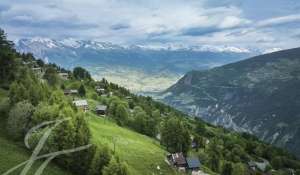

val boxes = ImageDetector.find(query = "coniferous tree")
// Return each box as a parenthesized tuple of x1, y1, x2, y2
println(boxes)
(44, 66, 60, 86)
(0, 28, 18, 85)
(78, 84, 86, 97)
(73, 67, 91, 80)
(221, 162, 233, 175)
(0, 97, 10, 119)
(209, 153, 220, 173)
(160, 117, 191, 154)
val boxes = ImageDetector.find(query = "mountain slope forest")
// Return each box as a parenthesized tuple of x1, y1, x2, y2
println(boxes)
(162, 47, 300, 159)
(1, 28, 300, 175)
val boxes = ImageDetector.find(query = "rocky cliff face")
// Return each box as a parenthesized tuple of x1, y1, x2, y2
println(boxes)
(161, 48, 300, 157)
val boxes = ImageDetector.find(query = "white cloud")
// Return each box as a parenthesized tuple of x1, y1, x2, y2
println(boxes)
(219, 16, 251, 29)
(263, 48, 282, 54)
(257, 14, 300, 27)
(0, 0, 300, 51)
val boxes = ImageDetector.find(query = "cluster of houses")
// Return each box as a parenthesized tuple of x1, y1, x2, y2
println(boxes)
(29, 63, 111, 116)
(68, 86, 109, 115)
(28, 61, 70, 80)
(167, 152, 201, 173)
(72, 99, 108, 115)
(25, 60, 114, 117)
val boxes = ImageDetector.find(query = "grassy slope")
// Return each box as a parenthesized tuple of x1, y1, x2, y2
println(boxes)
(0, 128, 72, 175)
(0, 86, 175, 175)
(88, 113, 176, 175)
(0, 90, 71, 175)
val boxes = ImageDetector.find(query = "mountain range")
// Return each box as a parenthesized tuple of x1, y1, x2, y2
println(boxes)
(161, 47, 300, 157)
(15, 38, 255, 93)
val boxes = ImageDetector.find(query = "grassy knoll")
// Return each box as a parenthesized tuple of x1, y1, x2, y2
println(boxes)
(88, 113, 176, 175)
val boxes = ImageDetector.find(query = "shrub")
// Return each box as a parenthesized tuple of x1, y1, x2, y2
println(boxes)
(103, 157, 129, 175)
(7, 100, 35, 140)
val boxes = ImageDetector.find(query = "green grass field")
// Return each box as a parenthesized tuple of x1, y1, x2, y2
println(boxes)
(0, 131, 71, 175)
(88, 112, 176, 175)
(0, 113, 176, 175)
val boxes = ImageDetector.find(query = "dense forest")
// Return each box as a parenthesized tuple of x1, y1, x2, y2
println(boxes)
(1, 28, 300, 175)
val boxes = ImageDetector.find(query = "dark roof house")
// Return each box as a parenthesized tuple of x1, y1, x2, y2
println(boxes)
(95, 105, 107, 115)
(186, 157, 201, 170)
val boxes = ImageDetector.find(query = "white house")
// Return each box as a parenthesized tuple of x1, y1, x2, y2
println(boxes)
(73, 99, 88, 112)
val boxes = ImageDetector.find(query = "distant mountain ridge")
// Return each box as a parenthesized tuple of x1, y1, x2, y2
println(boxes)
(16, 37, 254, 53)
(15, 38, 254, 92)
(161, 47, 300, 157)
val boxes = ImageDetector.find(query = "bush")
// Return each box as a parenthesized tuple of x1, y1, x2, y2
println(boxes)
(232, 163, 246, 175)
(32, 103, 60, 125)
(114, 104, 128, 126)
(103, 157, 129, 175)
(88, 146, 111, 175)
(7, 101, 35, 140)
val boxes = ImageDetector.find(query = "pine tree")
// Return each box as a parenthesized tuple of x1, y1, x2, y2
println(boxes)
(0, 28, 19, 85)
(209, 154, 220, 173)
(78, 84, 86, 97)
(44, 67, 60, 86)
(221, 162, 233, 175)
(73, 67, 91, 80)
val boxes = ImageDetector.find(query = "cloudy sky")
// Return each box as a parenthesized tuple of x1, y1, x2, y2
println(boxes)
(1, 0, 300, 51)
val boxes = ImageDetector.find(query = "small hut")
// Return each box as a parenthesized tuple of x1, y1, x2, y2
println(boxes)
(95, 105, 107, 115)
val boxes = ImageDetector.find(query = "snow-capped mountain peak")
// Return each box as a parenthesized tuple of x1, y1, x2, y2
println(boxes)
(15, 37, 255, 53)
(60, 38, 81, 48)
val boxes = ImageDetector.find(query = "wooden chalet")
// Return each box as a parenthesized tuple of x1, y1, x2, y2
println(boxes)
(168, 152, 187, 169)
